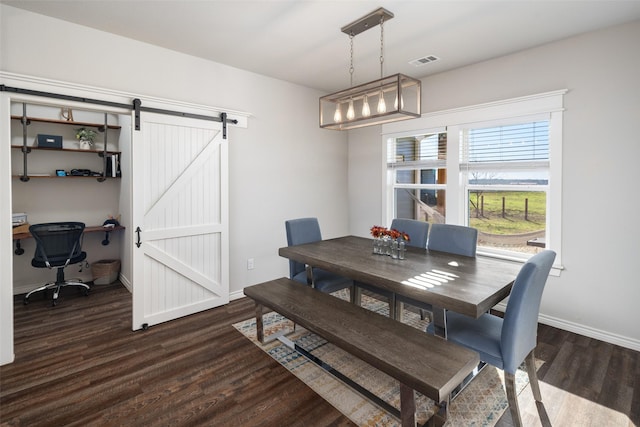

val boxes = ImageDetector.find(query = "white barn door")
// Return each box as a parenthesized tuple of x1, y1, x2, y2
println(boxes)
(132, 112, 228, 330)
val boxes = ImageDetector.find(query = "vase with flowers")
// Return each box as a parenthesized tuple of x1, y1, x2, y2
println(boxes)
(370, 225, 387, 254)
(370, 225, 410, 258)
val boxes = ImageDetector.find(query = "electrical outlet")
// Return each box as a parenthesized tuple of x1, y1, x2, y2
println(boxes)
(247, 258, 255, 270)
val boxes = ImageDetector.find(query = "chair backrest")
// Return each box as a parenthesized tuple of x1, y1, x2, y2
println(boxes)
(390, 218, 429, 249)
(501, 250, 556, 373)
(427, 224, 478, 257)
(29, 222, 86, 267)
(285, 218, 322, 279)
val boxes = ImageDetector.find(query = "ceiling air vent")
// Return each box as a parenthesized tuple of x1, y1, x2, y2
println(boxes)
(409, 55, 440, 67)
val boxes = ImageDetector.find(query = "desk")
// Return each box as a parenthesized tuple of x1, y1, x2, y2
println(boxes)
(279, 236, 522, 338)
(12, 225, 125, 255)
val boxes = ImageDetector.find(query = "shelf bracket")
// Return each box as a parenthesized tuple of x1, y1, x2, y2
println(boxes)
(14, 239, 25, 256)
(20, 102, 30, 182)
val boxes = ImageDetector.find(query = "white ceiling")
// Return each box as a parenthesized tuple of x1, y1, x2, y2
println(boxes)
(3, 0, 640, 92)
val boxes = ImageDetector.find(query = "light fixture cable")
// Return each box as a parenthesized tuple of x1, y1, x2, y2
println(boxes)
(377, 15, 387, 114)
(347, 33, 356, 120)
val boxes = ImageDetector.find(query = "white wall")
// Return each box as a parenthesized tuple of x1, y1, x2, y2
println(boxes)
(349, 20, 640, 350)
(3, 4, 637, 365)
(0, 5, 348, 364)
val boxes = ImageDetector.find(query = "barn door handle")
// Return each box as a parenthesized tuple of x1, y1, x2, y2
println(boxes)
(135, 227, 142, 248)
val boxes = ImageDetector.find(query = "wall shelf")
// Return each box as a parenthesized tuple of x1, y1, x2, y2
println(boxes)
(10, 115, 121, 130)
(11, 105, 122, 182)
(12, 175, 120, 179)
(10, 145, 121, 156)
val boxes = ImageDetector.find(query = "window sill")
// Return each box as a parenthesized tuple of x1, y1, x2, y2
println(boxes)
(477, 250, 564, 277)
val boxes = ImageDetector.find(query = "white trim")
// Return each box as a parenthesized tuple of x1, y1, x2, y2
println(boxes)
(230, 290, 246, 301)
(382, 89, 567, 134)
(382, 90, 565, 268)
(119, 274, 133, 293)
(493, 302, 640, 352)
(0, 71, 251, 128)
(538, 313, 640, 352)
(0, 92, 14, 366)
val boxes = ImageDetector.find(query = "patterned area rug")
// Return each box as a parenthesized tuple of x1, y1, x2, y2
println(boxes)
(233, 290, 537, 426)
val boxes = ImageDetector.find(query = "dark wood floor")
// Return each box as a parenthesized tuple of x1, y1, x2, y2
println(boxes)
(1, 283, 638, 426)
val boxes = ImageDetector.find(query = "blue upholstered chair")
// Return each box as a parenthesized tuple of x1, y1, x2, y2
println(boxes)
(356, 219, 429, 319)
(390, 218, 429, 249)
(428, 250, 556, 427)
(285, 218, 355, 300)
(427, 223, 478, 257)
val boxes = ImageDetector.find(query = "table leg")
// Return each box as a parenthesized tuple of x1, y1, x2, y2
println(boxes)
(389, 293, 398, 320)
(255, 303, 265, 343)
(399, 383, 416, 427)
(432, 305, 447, 339)
(254, 301, 296, 344)
(427, 397, 449, 427)
(305, 264, 314, 287)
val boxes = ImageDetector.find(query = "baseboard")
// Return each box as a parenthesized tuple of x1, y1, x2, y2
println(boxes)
(230, 289, 245, 302)
(538, 313, 640, 352)
(118, 274, 132, 292)
(493, 302, 640, 352)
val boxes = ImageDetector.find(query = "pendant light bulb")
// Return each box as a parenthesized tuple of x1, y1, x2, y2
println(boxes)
(333, 104, 342, 123)
(394, 93, 404, 110)
(377, 90, 387, 114)
(362, 95, 371, 117)
(346, 99, 355, 120)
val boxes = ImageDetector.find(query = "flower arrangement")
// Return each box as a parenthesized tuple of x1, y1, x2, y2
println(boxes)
(370, 225, 388, 238)
(75, 127, 98, 145)
(369, 225, 410, 241)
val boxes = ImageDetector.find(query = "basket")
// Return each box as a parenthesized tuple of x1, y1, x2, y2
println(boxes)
(92, 259, 121, 285)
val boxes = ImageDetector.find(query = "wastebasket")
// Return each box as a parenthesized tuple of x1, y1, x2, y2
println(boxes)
(92, 259, 121, 285)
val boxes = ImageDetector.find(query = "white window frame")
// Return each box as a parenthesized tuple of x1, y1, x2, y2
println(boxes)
(382, 90, 566, 274)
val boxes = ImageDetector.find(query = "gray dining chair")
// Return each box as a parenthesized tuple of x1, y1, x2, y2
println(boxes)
(390, 218, 429, 249)
(428, 250, 556, 427)
(427, 223, 478, 257)
(356, 219, 429, 320)
(398, 223, 478, 320)
(285, 218, 355, 300)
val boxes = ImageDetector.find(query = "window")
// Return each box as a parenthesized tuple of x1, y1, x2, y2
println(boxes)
(384, 90, 564, 268)
(460, 120, 549, 256)
(387, 132, 447, 224)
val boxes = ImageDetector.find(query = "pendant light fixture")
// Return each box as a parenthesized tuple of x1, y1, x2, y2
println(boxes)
(319, 7, 421, 130)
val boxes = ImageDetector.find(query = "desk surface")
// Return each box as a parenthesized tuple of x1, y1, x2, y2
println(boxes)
(279, 235, 522, 319)
(13, 224, 125, 240)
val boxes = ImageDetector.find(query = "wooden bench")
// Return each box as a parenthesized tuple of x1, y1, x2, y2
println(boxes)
(243, 277, 480, 427)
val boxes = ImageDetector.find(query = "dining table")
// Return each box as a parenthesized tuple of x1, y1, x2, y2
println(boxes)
(279, 235, 523, 339)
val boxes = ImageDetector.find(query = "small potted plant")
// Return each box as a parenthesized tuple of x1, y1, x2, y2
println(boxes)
(75, 127, 98, 150)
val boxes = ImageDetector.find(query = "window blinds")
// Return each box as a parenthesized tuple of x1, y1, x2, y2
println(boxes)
(387, 133, 446, 169)
(460, 121, 549, 170)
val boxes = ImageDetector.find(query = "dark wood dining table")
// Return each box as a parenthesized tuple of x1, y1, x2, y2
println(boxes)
(279, 235, 522, 338)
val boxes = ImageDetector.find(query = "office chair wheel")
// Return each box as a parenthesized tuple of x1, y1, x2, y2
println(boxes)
(23, 297, 29, 305)
(82, 288, 90, 296)
(52, 299, 58, 307)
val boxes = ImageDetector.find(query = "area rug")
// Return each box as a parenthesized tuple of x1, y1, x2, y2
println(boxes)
(233, 291, 538, 426)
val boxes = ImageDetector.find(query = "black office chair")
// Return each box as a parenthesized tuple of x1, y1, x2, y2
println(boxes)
(24, 222, 90, 306)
